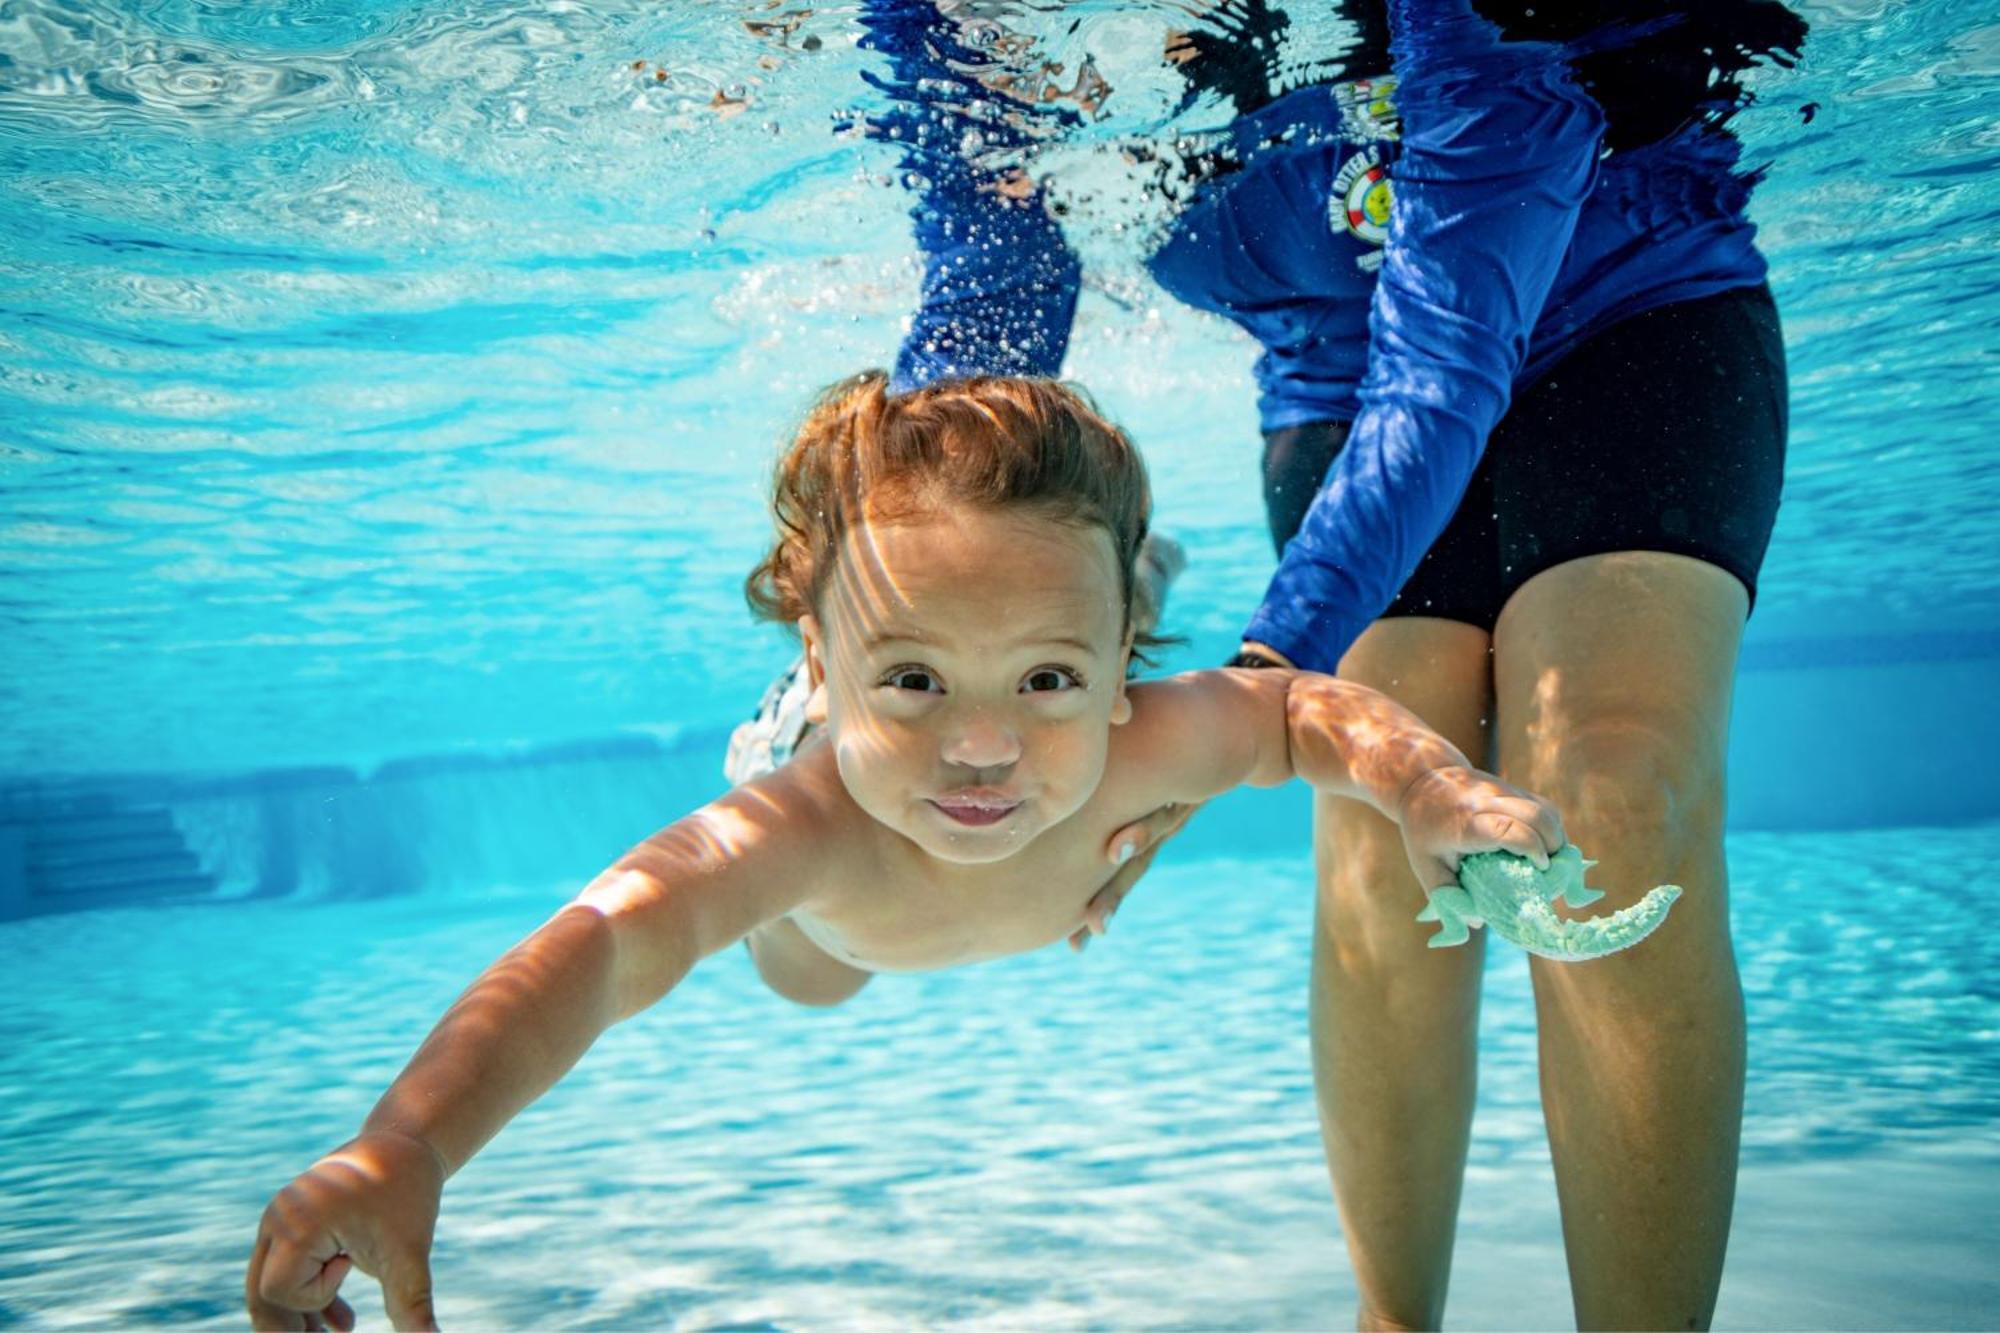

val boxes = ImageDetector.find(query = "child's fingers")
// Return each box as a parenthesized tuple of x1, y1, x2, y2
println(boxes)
(1410, 850, 1456, 892)
(1522, 798, 1565, 856)
(253, 1252, 346, 1330)
(382, 1260, 440, 1332)
(1472, 812, 1549, 867)
(1500, 800, 1560, 865)
(247, 1239, 330, 1331)
(246, 1232, 292, 1330)
(1482, 795, 1557, 850)
(249, 1209, 342, 1328)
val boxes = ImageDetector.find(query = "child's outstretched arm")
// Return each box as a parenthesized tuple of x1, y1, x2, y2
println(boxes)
(1281, 671, 1564, 885)
(244, 773, 839, 1332)
(1151, 667, 1564, 890)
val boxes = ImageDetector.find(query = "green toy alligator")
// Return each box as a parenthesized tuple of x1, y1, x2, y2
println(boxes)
(1418, 844, 1682, 962)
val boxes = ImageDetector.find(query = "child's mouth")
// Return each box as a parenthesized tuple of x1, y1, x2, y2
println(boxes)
(929, 793, 1022, 826)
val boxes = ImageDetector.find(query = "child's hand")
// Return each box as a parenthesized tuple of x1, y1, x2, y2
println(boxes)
(1396, 764, 1565, 891)
(246, 1129, 447, 1331)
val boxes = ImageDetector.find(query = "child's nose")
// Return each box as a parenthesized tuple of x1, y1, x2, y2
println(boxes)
(941, 710, 1021, 770)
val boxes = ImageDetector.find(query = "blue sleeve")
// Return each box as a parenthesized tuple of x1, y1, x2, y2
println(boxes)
(856, 1, 1083, 393)
(1240, 0, 1605, 673)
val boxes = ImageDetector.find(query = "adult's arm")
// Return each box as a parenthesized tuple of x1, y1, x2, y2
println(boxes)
(857, 0, 1083, 390)
(1241, 0, 1606, 673)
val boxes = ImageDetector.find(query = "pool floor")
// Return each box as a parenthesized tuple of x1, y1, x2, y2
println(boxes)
(1, 824, 1995, 1327)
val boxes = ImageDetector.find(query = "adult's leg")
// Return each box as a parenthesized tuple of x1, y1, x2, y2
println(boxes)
(1493, 552, 1748, 1329)
(1269, 417, 1507, 1329)
(1313, 617, 1494, 1331)
(1482, 285, 1783, 1327)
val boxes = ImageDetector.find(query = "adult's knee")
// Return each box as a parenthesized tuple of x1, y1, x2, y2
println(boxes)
(1317, 802, 1418, 939)
(1315, 799, 1484, 1012)
(1514, 719, 1726, 859)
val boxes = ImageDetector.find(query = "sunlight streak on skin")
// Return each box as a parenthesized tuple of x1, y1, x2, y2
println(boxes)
(1284, 672, 1564, 887)
(716, 498, 1164, 986)
(582, 778, 850, 1007)
(748, 506, 1188, 953)
(1248, 638, 1561, 880)
(798, 506, 1134, 868)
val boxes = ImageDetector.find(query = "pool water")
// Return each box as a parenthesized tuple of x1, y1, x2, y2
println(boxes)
(3, 0, 2000, 1327)
(2, 828, 1997, 1327)
(1, 0, 1996, 774)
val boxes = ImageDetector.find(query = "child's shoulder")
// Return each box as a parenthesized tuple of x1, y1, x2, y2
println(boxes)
(711, 741, 881, 873)
(1113, 667, 1296, 801)
(1124, 665, 1293, 718)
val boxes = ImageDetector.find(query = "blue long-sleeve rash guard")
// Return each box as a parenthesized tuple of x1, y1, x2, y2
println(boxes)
(1239, 1, 1769, 670)
(858, 1, 1082, 391)
(1243, 1, 1601, 670)
(863, 0, 1769, 673)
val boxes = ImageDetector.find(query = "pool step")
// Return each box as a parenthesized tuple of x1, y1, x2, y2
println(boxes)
(0, 795, 216, 921)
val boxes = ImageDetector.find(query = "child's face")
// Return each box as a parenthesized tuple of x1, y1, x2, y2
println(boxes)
(801, 504, 1134, 865)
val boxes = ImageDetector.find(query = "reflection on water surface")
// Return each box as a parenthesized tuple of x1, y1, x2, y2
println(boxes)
(0, 3, 1994, 778)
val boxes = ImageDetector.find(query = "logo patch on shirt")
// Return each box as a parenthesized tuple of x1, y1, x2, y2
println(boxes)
(1332, 145, 1393, 263)
(1333, 76, 1400, 143)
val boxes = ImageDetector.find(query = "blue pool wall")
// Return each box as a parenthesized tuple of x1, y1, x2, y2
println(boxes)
(4, 616, 1996, 919)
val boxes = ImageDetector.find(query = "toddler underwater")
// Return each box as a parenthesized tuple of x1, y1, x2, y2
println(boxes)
(245, 373, 1575, 1329)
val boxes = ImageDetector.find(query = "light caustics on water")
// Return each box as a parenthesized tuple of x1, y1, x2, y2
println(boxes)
(1, 2, 1998, 780)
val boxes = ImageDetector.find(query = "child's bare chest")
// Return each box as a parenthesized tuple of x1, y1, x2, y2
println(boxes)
(791, 801, 1141, 973)
(778, 692, 1206, 973)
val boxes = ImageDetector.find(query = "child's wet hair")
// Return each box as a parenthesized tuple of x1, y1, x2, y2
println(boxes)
(747, 371, 1166, 662)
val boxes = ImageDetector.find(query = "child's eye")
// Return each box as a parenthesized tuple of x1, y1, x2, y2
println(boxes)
(881, 665, 943, 694)
(1022, 666, 1084, 693)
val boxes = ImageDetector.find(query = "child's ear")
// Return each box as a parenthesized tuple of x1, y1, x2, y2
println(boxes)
(1110, 629, 1135, 726)
(800, 615, 826, 686)
(799, 615, 831, 724)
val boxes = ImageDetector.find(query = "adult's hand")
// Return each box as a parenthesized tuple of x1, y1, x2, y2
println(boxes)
(1233, 641, 1297, 671)
(1070, 801, 1201, 951)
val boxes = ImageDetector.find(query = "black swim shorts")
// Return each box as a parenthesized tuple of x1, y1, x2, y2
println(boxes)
(1259, 282, 1788, 628)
